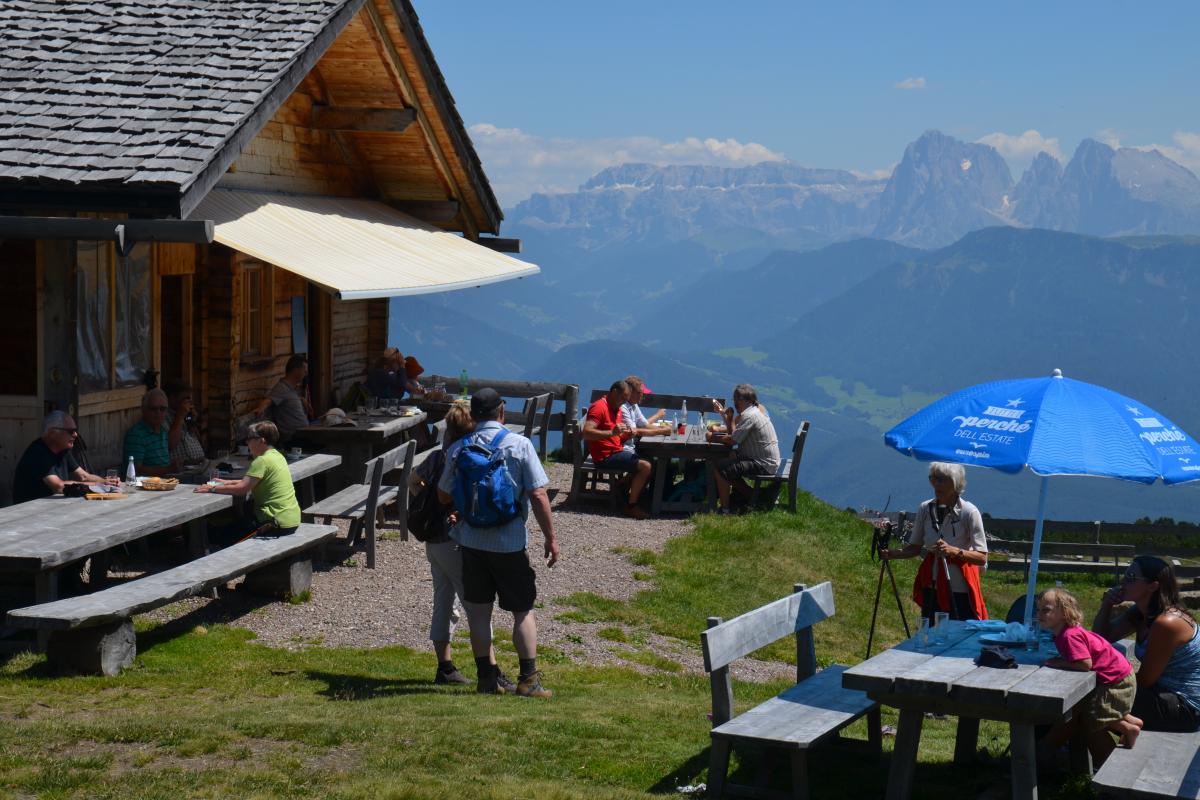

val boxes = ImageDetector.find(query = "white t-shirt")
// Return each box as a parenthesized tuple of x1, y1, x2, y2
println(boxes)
(909, 497, 988, 592)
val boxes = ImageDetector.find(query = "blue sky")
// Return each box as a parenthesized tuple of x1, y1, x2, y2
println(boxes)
(415, 2, 1200, 206)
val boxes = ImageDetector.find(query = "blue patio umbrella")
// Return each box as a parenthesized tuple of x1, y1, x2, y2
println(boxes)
(884, 369, 1200, 628)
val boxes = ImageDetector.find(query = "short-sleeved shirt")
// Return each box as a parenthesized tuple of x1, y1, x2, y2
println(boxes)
(909, 497, 988, 593)
(731, 405, 780, 470)
(621, 402, 650, 452)
(123, 420, 170, 469)
(438, 421, 549, 554)
(268, 379, 309, 440)
(586, 397, 628, 463)
(246, 448, 301, 528)
(1054, 625, 1132, 685)
(165, 410, 205, 465)
(12, 439, 81, 504)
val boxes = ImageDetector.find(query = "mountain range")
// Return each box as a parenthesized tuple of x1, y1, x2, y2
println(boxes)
(390, 129, 1200, 522)
(509, 130, 1200, 249)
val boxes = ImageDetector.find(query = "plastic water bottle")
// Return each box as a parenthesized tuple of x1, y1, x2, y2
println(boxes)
(681, 399, 688, 428)
(125, 456, 136, 484)
(459, 369, 469, 398)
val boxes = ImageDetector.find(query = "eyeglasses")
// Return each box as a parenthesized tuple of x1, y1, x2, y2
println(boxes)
(928, 475, 952, 484)
(52, 427, 79, 435)
(245, 434, 264, 441)
(1123, 570, 1146, 584)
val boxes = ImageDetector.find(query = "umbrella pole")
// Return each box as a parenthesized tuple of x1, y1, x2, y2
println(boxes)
(1023, 477, 1050, 629)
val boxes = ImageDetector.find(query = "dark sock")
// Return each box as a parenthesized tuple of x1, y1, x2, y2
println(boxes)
(437, 660, 456, 674)
(518, 658, 537, 680)
(475, 656, 494, 679)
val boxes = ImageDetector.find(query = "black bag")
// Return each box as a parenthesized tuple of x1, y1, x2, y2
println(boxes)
(408, 449, 449, 543)
(975, 644, 1017, 669)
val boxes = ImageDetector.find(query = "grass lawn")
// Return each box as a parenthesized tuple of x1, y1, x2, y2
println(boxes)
(0, 492, 1113, 799)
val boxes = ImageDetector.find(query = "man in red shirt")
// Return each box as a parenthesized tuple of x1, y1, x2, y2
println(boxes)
(583, 380, 651, 519)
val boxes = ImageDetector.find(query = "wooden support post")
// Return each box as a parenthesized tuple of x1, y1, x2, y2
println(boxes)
(46, 620, 136, 676)
(243, 555, 312, 599)
(954, 717, 980, 764)
(1009, 722, 1039, 800)
(707, 616, 733, 727)
(793, 583, 816, 681)
(886, 708, 924, 800)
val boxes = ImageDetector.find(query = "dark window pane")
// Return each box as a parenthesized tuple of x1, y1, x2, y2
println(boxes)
(0, 239, 37, 395)
(115, 243, 152, 387)
(76, 240, 111, 393)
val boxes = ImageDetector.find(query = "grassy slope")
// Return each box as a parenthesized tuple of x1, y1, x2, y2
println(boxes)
(0, 493, 1108, 799)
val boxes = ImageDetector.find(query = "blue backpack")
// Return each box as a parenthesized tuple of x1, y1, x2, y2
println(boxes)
(452, 428, 521, 527)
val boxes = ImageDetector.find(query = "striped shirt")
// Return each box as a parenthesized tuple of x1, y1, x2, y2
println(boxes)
(123, 420, 170, 468)
(732, 405, 780, 471)
(437, 421, 548, 554)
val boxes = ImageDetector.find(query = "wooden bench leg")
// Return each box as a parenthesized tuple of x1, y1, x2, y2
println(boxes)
(708, 738, 731, 799)
(243, 555, 312, 599)
(789, 750, 811, 800)
(34, 570, 58, 652)
(46, 620, 136, 676)
(1068, 726, 1093, 776)
(955, 716, 980, 764)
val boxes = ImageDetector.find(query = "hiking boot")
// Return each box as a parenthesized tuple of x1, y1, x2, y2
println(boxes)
(625, 503, 649, 520)
(435, 667, 471, 685)
(496, 670, 516, 694)
(516, 670, 553, 698)
(477, 668, 514, 695)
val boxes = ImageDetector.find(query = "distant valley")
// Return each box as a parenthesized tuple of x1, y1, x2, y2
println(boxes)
(391, 129, 1200, 522)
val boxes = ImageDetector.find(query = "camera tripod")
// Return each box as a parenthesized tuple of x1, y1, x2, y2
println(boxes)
(866, 519, 911, 660)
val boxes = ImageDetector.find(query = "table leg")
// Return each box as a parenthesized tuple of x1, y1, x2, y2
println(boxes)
(1068, 728, 1093, 775)
(297, 477, 315, 509)
(186, 519, 210, 559)
(954, 716, 980, 764)
(650, 456, 667, 517)
(34, 570, 59, 651)
(705, 458, 719, 512)
(886, 708, 923, 800)
(1009, 722, 1039, 800)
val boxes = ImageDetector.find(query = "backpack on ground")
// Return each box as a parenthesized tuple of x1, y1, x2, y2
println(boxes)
(452, 428, 521, 528)
(408, 449, 449, 543)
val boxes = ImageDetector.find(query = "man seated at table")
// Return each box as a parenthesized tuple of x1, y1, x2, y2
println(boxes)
(255, 354, 314, 443)
(583, 380, 651, 520)
(706, 383, 780, 514)
(12, 411, 108, 503)
(123, 388, 173, 477)
(620, 376, 670, 448)
(163, 379, 205, 468)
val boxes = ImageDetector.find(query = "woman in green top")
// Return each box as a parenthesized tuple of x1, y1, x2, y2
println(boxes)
(194, 421, 301, 538)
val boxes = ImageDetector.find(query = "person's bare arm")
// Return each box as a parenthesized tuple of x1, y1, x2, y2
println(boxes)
(528, 487, 558, 567)
(931, 538, 988, 566)
(1093, 585, 1138, 642)
(1136, 613, 1194, 688)
(194, 476, 259, 496)
(582, 418, 629, 441)
(1044, 656, 1092, 671)
(70, 466, 106, 484)
(883, 542, 924, 560)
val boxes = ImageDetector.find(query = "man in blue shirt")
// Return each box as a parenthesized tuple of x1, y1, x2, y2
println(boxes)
(438, 388, 560, 698)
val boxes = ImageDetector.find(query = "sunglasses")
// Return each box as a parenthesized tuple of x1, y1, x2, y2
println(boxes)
(52, 427, 79, 435)
(245, 434, 264, 441)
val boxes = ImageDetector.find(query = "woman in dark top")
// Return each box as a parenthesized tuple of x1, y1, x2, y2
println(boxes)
(1094, 556, 1200, 731)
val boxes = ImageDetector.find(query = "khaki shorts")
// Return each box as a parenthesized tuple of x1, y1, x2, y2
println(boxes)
(1081, 670, 1136, 732)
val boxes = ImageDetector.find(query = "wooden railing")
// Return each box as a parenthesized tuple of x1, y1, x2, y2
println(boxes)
(425, 375, 580, 453)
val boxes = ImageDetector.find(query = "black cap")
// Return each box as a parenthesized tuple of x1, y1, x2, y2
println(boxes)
(470, 388, 503, 418)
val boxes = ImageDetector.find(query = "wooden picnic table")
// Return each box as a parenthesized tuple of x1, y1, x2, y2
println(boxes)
(842, 620, 1097, 800)
(0, 488, 233, 605)
(210, 452, 342, 509)
(634, 424, 731, 516)
(299, 410, 426, 487)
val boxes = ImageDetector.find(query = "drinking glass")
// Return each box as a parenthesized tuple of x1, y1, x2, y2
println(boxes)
(216, 449, 229, 462)
(916, 618, 931, 651)
(369, 397, 379, 412)
(933, 611, 950, 645)
(1025, 622, 1040, 652)
(357, 405, 367, 417)
(105, 468, 119, 487)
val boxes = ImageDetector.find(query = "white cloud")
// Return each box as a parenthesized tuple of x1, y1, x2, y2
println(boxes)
(894, 77, 926, 90)
(1096, 128, 1123, 149)
(976, 129, 1063, 176)
(467, 123, 787, 206)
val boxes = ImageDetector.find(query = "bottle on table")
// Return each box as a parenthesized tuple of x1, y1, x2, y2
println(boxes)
(677, 400, 687, 437)
(459, 369, 469, 398)
(125, 456, 136, 485)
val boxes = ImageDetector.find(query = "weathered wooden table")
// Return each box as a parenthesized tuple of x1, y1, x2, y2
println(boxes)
(300, 411, 426, 487)
(634, 424, 731, 516)
(218, 452, 342, 509)
(0, 489, 233, 605)
(842, 621, 1096, 800)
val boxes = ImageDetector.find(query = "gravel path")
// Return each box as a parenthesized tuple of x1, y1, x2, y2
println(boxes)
(144, 462, 789, 682)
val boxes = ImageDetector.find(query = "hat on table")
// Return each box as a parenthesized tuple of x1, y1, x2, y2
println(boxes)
(470, 388, 503, 417)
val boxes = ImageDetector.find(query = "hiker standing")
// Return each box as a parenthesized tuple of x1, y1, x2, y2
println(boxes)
(437, 388, 560, 697)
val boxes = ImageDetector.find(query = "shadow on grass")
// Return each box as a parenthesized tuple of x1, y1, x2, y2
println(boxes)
(306, 669, 449, 700)
(137, 589, 276, 655)
(646, 747, 710, 794)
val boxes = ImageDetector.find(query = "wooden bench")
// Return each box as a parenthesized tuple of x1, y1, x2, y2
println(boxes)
(1093, 729, 1200, 798)
(988, 538, 1135, 580)
(5, 523, 337, 675)
(747, 421, 809, 513)
(302, 441, 415, 568)
(701, 581, 880, 799)
(587, 388, 727, 421)
(505, 391, 553, 457)
(566, 419, 634, 504)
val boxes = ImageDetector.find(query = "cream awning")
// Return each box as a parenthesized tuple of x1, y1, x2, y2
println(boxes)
(189, 189, 537, 299)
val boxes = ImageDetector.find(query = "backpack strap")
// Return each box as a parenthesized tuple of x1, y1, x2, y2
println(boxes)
(489, 428, 509, 450)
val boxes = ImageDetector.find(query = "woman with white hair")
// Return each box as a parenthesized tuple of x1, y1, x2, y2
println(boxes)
(883, 461, 990, 621)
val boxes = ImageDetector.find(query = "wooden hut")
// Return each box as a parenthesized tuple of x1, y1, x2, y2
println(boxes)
(0, 0, 535, 503)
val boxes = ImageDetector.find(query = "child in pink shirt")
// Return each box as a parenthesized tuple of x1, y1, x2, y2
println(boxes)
(1038, 587, 1142, 766)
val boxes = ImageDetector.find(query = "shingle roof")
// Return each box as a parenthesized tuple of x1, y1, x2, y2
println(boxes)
(0, 0, 359, 215)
